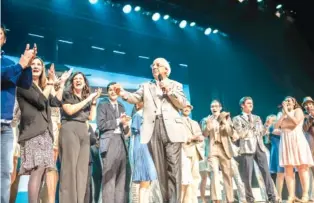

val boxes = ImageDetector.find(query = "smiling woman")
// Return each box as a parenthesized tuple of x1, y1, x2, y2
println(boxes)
(58, 72, 102, 203)
(16, 56, 69, 203)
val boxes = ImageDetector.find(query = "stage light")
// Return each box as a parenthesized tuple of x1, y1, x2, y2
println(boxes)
(123, 5, 132, 14)
(163, 15, 169, 20)
(179, 20, 187, 29)
(190, 22, 196, 27)
(152, 13, 160, 21)
(89, 0, 98, 4)
(238, 0, 245, 3)
(257, 0, 263, 2)
(276, 4, 282, 9)
(204, 28, 212, 35)
(213, 29, 218, 34)
(134, 6, 141, 12)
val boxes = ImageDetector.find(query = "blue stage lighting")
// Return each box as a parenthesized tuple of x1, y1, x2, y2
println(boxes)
(152, 13, 160, 21)
(213, 29, 218, 34)
(204, 28, 212, 35)
(179, 20, 187, 28)
(276, 4, 282, 9)
(163, 15, 169, 20)
(89, 0, 98, 4)
(134, 6, 141, 12)
(190, 22, 196, 27)
(123, 5, 132, 13)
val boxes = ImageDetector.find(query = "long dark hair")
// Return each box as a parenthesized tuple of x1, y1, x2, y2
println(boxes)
(70, 72, 90, 99)
(284, 96, 302, 110)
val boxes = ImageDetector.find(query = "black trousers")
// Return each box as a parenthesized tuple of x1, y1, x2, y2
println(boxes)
(101, 134, 127, 203)
(148, 116, 182, 203)
(240, 144, 276, 203)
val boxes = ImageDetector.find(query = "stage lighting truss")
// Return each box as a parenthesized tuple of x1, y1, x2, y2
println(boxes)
(235, 0, 293, 20)
(101, 0, 225, 37)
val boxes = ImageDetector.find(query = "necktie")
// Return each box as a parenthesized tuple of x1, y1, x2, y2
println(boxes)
(114, 104, 119, 118)
(248, 114, 252, 123)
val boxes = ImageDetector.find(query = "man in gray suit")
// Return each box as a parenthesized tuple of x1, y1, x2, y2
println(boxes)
(96, 82, 130, 203)
(232, 96, 277, 203)
(114, 58, 188, 203)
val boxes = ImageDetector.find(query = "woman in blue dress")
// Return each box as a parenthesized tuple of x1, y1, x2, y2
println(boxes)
(130, 102, 157, 203)
(266, 114, 285, 202)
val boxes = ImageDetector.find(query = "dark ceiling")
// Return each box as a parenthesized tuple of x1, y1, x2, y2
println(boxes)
(110, 0, 314, 54)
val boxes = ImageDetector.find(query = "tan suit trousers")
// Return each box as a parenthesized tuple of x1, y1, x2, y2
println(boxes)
(209, 143, 234, 202)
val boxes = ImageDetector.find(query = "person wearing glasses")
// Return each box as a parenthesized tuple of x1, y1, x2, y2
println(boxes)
(113, 58, 188, 203)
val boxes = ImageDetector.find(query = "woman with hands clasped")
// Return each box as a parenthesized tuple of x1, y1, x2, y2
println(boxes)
(275, 96, 314, 203)
(59, 72, 102, 203)
(16, 57, 71, 203)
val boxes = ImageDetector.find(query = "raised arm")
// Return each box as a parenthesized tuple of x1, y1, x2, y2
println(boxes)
(17, 86, 46, 110)
(121, 84, 144, 104)
(286, 108, 304, 127)
(62, 92, 94, 116)
(16, 68, 32, 89)
(1, 64, 24, 84)
(2, 44, 36, 85)
(220, 117, 234, 137)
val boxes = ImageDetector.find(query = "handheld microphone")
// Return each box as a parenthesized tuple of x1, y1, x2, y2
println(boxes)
(158, 74, 165, 92)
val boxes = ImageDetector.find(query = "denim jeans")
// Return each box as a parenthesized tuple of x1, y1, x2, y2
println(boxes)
(1, 123, 14, 203)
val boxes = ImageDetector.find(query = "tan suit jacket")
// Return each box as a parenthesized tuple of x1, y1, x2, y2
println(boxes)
(182, 117, 205, 161)
(203, 116, 234, 159)
(124, 79, 188, 144)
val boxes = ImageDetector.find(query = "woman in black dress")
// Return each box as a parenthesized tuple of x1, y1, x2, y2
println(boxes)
(59, 72, 101, 203)
(17, 57, 70, 203)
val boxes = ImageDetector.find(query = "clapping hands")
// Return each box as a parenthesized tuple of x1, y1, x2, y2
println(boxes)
(19, 44, 37, 69)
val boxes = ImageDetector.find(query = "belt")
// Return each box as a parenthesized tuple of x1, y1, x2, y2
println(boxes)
(155, 115, 163, 119)
(214, 141, 222, 145)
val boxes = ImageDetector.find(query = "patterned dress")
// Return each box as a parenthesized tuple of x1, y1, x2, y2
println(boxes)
(19, 130, 55, 175)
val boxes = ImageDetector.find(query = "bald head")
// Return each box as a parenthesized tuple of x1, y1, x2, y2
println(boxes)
(151, 57, 171, 80)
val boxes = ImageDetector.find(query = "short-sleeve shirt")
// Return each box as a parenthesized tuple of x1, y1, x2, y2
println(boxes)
(61, 91, 91, 122)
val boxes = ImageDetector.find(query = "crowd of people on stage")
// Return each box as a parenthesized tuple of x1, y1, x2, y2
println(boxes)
(1, 23, 314, 203)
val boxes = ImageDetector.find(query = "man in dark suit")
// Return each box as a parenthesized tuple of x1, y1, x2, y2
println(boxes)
(96, 82, 130, 203)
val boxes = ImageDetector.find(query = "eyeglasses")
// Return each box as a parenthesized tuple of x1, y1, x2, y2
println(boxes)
(150, 62, 166, 69)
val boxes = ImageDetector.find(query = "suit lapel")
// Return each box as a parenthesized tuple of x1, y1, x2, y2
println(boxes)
(106, 102, 116, 117)
(148, 81, 159, 108)
(184, 117, 193, 134)
(32, 84, 48, 121)
(240, 115, 249, 124)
